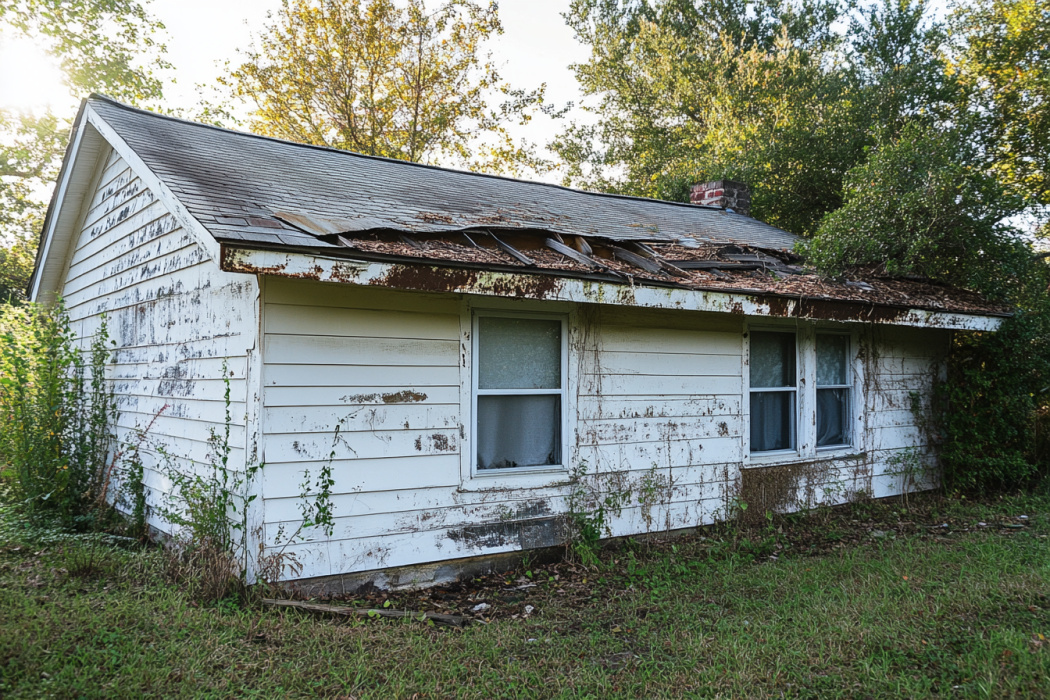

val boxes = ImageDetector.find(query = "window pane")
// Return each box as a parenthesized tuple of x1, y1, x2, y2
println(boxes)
(750, 391, 795, 452)
(477, 395, 561, 469)
(750, 331, 795, 388)
(478, 317, 561, 390)
(817, 388, 850, 447)
(817, 334, 848, 386)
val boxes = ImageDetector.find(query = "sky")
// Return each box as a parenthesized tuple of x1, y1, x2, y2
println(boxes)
(0, 0, 592, 173)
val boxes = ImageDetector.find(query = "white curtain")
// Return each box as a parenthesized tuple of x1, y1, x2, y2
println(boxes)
(817, 388, 848, 447)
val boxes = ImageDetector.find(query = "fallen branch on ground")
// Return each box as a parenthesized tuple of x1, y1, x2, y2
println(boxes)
(261, 598, 470, 627)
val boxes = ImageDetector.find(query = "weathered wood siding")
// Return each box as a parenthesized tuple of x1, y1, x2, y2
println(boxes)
(574, 307, 744, 538)
(261, 280, 469, 578)
(260, 280, 947, 584)
(259, 283, 748, 581)
(61, 149, 260, 535)
(864, 325, 947, 496)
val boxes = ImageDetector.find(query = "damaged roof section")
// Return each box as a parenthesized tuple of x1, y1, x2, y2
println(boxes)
(247, 224, 1009, 318)
(85, 95, 1008, 320)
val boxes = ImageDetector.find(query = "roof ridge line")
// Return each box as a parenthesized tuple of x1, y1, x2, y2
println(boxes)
(87, 93, 732, 214)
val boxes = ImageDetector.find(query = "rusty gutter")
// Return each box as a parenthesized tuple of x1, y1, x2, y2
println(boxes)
(217, 241, 1014, 322)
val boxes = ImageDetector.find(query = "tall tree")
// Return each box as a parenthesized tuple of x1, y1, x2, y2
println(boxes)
(221, 0, 555, 174)
(556, 0, 955, 236)
(0, 0, 170, 303)
(805, 123, 1030, 297)
(950, 0, 1050, 209)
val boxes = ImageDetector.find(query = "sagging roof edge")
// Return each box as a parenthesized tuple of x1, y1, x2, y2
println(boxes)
(220, 244, 1009, 332)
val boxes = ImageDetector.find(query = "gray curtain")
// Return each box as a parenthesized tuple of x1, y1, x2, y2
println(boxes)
(817, 388, 848, 447)
(477, 395, 561, 469)
(750, 392, 794, 452)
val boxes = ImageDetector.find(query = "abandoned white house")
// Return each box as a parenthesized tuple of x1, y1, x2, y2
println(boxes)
(29, 96, 1008, 589)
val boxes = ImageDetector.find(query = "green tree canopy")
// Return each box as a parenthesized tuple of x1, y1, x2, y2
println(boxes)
(950, 0, 1050, 208)
(556, 0, 963, 235)
(805, 123, 1031, 299)
(220, 0, 556, 174)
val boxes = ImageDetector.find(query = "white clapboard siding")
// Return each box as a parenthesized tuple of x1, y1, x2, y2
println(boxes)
(265, 404, 459, 434)
(578, 415, 743, 445)
(256, 262, 952, 582)
(258, 290, 755, 580)
(579, 373, 741, 397)
(261, 455, 463, 499)
(862, 328, 947, 487)
(61, 153, 259, 537)
(576, 395, 742, 421)
(261, 278, 469, 567)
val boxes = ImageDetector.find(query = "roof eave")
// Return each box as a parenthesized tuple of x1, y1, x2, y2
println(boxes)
(219, 244, 1007, 331)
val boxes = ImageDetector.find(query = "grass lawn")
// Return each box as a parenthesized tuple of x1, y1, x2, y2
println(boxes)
(0, 492, 1048, 699)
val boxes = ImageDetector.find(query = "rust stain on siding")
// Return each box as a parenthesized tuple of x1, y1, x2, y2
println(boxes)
(738, 463, 806, 523)
(763, 296, 913, 324)
(372, 264, 561, 300)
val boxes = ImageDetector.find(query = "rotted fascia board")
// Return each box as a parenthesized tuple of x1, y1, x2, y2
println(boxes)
(221, 246, 1007, 332)
(83, 104, 221, 263)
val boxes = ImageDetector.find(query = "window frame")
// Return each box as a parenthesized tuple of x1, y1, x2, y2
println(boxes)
(744, 321, 861, 465)
(815, 331, 853, 452)
(469, 307, 570, 479)
(747, 328, 800, 456)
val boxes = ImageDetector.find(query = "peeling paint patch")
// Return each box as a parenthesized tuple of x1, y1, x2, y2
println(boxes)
(341, 390, 429, 404)
(447, 517, 566, 551)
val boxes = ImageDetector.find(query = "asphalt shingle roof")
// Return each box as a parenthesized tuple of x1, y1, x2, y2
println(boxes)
(89, 95, 800, 251)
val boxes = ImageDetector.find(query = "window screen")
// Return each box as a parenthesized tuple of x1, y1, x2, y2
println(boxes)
(476, 316, 563, 470)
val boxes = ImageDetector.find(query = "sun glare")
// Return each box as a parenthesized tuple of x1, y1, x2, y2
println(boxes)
(0, 34, 73, 113)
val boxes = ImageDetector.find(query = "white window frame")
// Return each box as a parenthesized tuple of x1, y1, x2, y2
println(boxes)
(468, 307, 570, 481)
(744, 321, 861, 465)
(815, 331, 853, 452)
(747, 328, 800, 456)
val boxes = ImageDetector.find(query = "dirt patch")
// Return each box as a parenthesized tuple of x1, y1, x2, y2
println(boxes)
(290, 492, 1037, 625)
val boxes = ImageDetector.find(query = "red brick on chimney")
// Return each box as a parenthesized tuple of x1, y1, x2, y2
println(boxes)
(690, 180, 751, 217)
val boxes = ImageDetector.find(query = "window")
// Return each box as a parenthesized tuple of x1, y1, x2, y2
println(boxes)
(816, 333, 851, 448)
(748, 326, 856, 457)
(473, 314, 565, 471)
(749, 331, 797, 453)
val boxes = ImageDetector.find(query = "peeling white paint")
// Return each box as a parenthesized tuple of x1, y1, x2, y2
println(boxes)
(224, 247, 1005, 332)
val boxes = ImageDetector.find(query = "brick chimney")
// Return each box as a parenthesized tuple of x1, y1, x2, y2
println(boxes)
(690, 180, 751, 217)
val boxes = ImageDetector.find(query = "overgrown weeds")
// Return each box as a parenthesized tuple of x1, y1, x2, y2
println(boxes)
(156, 364, 261, 603)
(1, 488, 1045, 698)
(0, 302, 116, 527)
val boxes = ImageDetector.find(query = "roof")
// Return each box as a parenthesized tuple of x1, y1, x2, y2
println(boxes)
(87, 96, 800, 251)
(31, 96, 1010, 322)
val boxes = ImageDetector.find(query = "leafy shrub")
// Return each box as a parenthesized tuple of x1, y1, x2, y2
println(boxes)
(0, 302, 116, 526)
(805, 123, 1030, 299)
(937, 301, 1050, 492)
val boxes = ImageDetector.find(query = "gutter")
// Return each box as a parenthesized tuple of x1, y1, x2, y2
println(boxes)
(218, 243, 1008, 332)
